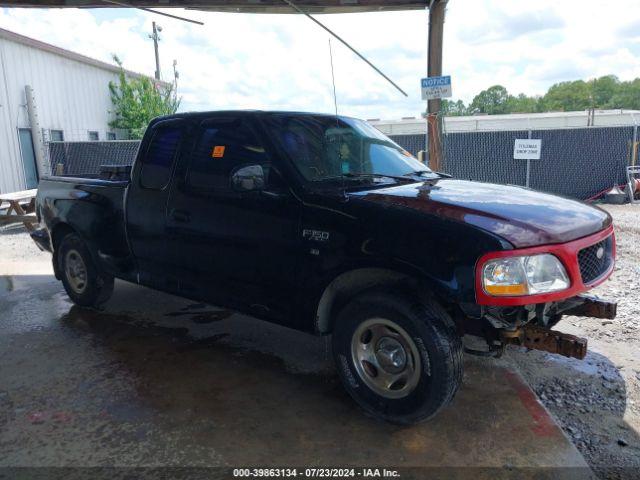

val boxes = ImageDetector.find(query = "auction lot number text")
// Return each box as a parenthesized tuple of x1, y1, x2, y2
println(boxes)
(233, 468, 400, 478)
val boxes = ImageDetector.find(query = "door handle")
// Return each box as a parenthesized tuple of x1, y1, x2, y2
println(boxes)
(170, 209, 191, 223)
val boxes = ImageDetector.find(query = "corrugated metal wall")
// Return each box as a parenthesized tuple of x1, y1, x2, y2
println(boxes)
(0, 40, 24, 194)
(0, 35, 122, 194)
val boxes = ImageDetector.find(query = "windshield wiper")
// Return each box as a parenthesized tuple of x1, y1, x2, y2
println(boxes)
(403, 170, 450, 179)
(315, 172, 414, 183)
(404, 170, 431, 177)
(343, 172, 416, 182)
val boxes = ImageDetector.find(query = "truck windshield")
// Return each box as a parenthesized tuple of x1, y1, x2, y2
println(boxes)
(265, 114, 434, 183)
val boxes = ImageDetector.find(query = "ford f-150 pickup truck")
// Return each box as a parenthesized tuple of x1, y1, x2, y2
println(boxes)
(31, 111, 617, 424)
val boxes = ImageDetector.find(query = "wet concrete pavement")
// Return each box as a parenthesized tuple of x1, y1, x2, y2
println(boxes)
(0, 272, 592, 477)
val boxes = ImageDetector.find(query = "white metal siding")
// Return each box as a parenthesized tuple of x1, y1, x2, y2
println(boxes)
(0, 38, 24, 195)
(0, 35, 126, 193)
(371, 110, 640, 137)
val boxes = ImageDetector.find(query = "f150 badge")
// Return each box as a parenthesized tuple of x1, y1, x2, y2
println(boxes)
(302, 229, 330, 242)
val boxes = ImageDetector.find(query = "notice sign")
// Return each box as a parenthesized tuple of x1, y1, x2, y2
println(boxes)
(421, 75, 452, 100)
(513, 139, 542, 160)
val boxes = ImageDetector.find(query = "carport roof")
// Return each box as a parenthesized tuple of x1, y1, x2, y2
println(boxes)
(0, 1, 429, 13)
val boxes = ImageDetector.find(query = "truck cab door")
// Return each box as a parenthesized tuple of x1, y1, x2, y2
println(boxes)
(126, 118, 186, 288)
(165, 115, 301, 323)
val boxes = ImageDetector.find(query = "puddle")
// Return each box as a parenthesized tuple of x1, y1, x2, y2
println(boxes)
(164, 309, 235, 324)
(1, 276, 14, 292)
(546, 351, 620, 381)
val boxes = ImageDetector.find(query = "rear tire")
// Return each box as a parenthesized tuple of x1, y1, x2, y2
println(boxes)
(57, 233, 114, 307)
(332, 290, 463, 424)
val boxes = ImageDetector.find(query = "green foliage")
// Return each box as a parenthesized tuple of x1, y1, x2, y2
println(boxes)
(609, 79, 640, 110)
(506, 93, 539, 114)
(440, 74, 640, 117)
(590, 75, 619, 107)
(539, 80, 591, 112)
(108, 55, 180, 139)
(440, 99, 468, 116)
(468, 85, 511, 115)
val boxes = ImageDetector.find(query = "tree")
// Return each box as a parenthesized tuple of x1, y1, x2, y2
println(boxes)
(108, 55, 180, 139)
(468, 85, 511, 115)
(441, 99, 468, 116)
(438, 74, 640, 118)
(589, 75, 620, 108)
(539, 80, 592, 112)
(609, 78, 640, 110)
(506, 93, 539, 113)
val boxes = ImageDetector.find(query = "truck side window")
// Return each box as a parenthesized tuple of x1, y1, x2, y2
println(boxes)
(188, 120, 270, 191)
(140, 125, 183, 189)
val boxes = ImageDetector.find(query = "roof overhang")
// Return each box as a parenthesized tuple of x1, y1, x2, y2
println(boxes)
(0, 1, 429, 14)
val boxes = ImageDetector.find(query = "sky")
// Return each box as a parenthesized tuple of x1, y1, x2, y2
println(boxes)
(1, 0, 639, 120)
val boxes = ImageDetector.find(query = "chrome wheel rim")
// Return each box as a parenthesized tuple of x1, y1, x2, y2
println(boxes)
(64, 249, 87, 294)
(350, 318, 421, 399)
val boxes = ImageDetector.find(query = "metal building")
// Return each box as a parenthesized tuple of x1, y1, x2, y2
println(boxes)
(0, 27, 157, 194)
(370, 109, 640, 137)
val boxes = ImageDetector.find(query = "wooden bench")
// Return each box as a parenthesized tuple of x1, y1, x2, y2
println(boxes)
(0, 189, 38, 232)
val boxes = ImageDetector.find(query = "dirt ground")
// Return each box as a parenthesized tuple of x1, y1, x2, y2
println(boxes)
(0, 203, 639, 478)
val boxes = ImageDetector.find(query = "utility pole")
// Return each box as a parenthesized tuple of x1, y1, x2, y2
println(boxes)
(149, 21, 162, 80)
(427, 0, 447, 171)
(172, 59, 179, 103)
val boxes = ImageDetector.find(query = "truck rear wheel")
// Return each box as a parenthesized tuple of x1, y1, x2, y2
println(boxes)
(58, 233, 114, 307)
(332, 290, 463, 424)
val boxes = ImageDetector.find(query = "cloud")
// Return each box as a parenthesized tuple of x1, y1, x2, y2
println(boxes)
(458, 9, 565, 45)
(618, 19, 640, 39)
(0, 0, 639, 121)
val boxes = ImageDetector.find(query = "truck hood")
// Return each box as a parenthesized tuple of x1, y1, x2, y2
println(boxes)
(350, 179, 612, 248)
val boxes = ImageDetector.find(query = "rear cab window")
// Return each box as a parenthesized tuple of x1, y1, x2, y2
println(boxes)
(140, 122, 184, 189)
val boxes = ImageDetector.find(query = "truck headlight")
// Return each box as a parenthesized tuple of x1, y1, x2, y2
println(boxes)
(482, 254, 569, 296)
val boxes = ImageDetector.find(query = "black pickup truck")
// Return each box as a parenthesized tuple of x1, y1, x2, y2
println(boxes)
(32, 111, 617, 424)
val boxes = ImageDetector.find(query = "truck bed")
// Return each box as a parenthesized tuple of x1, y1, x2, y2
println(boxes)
(36, 175, 133, 277)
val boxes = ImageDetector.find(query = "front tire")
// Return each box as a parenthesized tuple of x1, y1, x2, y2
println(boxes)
(57, 233, 114, 307)
(332, 290, 463, 424)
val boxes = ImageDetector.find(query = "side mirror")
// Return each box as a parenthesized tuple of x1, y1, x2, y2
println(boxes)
(231, 164, 265, 192)
(417, 150, 427, 164)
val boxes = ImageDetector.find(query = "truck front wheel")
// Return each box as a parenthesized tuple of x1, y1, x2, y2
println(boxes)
(58, 233, 114, 307)
(332, 291, 463, 424)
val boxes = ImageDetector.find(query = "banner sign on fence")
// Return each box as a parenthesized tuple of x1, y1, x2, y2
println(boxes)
(513, 139, 542, 160)
(421, 76, 452, 100)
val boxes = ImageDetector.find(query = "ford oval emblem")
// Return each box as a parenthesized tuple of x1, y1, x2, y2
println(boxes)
(596, 246, 605, 259)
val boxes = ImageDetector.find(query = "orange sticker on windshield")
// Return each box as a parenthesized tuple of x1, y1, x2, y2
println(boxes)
(212, 146, 226, 158)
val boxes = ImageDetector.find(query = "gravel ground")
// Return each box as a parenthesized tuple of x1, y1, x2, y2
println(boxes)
(498, 204, 640, 480)
(1, 203, 639, 477)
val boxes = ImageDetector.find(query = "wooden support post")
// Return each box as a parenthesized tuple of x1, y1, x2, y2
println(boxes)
(427, 0, 447, 171)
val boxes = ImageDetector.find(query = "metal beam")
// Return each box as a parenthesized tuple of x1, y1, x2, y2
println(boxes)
(281, 0, 407, 97)
(0, 1, 429, 13)
(101, 0, 205, 24)
(426, 0, 446, 171)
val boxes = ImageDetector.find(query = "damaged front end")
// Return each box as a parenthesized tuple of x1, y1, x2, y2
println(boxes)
(457, 294, 617, 360)
(464, 224, 617, 360)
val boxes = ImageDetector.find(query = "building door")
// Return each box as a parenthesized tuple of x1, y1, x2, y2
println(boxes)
(18, 129, 38, 189)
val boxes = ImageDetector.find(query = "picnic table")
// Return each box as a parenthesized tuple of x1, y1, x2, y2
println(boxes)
(0, 189, 38, 232)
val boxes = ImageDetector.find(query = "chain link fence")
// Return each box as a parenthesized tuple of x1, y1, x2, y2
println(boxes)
(44, 121, 639, 200)
(390, 123, 639, 200)
(46, 140, 140, 177)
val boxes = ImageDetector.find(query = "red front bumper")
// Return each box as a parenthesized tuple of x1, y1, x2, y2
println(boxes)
(475, 225, 616, 306)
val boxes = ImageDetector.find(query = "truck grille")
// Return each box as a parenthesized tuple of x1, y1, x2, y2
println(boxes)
(577, 235, 614, 285)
